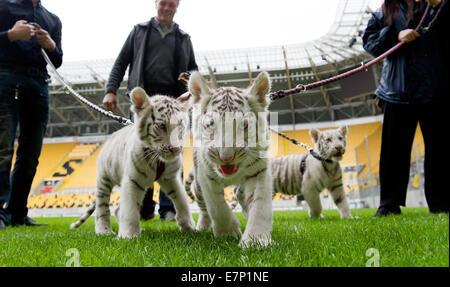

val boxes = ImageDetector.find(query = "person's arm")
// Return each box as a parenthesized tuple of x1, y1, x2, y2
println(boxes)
(105, 27, 135, 96)
(176, 37, 198, 87)
(0, 30, 8, 44)
(40, 18, 63, 69)
(103, 27, 135, 111)
(0, 20, 35, 44)
(187, 37, 198, 72)
(362, 11, 399, 57)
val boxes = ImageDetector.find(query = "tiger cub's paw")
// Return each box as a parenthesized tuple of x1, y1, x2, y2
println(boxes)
(214, 217, 242, 239)
(117, 226, 141, 239)
(196, 213, 212, 231)
(177, 215, 196, 232)
(239, 233, 272, 249)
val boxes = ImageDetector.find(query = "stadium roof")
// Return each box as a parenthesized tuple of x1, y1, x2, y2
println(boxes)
(47, 0, 383, 138)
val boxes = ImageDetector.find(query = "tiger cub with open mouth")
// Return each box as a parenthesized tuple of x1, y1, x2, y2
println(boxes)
(186, 71, 273, 248)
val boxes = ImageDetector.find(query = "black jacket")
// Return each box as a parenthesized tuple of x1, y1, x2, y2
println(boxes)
(0, 0, 63, 74)
(363, 1, 449, 104)
(106, 19, 198, 97)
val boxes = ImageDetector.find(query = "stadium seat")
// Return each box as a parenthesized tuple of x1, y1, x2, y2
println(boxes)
(28, 121, 428, 209)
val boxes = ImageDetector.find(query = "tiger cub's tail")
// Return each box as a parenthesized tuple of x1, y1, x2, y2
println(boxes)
(70, 202, 95, 229)
(230, 186, 240, 210)
(184, 169, 196, 202)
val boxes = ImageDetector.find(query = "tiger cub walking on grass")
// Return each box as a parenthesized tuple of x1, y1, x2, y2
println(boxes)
(232, 126, 353, 219)
(186, 71, 273, 249)
(70, 87, 195, 238)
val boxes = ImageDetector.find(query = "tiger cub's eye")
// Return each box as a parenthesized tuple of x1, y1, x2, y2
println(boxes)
(158, 123, 166, 130)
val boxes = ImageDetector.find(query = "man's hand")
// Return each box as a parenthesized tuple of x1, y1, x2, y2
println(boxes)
(103, 93, 117, 112)
(35, 27, 56, 51)
(7, 20, 35, 42)
(178, 72, 191, 86)
(398, 29, 420, 43)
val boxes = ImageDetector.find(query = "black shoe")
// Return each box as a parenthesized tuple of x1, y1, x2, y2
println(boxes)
(140, 189, 156, 221)
(140, 202, 156, 221)
(373, 206, 401, 218)
(11, 216, 48, 227)
(0, 219, 6, 230)
(140, 211, 156, 221)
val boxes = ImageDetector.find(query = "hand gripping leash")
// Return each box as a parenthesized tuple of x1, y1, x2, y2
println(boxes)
(268, 2, 444, 103)
(267, 1, 445, 152)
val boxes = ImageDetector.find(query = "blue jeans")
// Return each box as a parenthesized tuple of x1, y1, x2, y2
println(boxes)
(0, 70, 49, 224)
(142, 187, 176, 217)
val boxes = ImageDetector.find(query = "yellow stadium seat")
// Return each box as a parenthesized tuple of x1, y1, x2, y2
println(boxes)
(27, 120, 427, 209)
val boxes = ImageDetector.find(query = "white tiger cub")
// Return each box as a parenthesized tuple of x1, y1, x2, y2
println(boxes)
(233, 126, 353, 219)
(188, 71, 273, 248)
(70, 87, 195, 238)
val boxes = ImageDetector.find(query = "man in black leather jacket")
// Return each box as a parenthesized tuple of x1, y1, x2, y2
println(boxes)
(103, 0, 198, 222)
(0, 0, 63, 229)
(104, 0, 197, 108)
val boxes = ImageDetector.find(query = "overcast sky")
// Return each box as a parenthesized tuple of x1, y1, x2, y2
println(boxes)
(42, 0, 383, 62)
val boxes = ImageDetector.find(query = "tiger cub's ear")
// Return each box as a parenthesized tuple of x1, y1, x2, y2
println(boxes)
(130, 87, 151, 114)
(309, 128, 321, 144)
(189, 72, 211, 113)
(339, 126, 349, 137)
(189, 72, 211, 104)
(248, 71, 271, 109)
(176, 91, 192, 112)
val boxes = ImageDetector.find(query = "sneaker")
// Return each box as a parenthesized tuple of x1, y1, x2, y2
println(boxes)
(160, 211, 176, 222)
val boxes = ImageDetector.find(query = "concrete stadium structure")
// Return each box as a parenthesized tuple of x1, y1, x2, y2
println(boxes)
(45, 0, 383, 138)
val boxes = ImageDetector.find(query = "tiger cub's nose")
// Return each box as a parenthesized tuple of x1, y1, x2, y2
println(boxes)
(170, 147, 181, 154)
(219, 155, 235, 163)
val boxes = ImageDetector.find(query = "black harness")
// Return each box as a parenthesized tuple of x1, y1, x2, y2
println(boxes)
(300, 151, 333, 174)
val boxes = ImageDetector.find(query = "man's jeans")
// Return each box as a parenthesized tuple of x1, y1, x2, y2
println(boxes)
(0, 70, 49, 224)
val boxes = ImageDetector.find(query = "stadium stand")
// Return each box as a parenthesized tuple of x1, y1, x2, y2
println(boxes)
(28, 143, 99, 196)
(24, 121, 382, 207)
(26, 143, 101, 209)
(60, 143, 102, 191)
(21, 143, 76, 192)
(25, 119, 427, 212)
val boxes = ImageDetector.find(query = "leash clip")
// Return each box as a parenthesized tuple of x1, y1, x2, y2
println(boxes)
(28, 22, 41, 29)
(295, 84, 306, 92)
(361, 61, 368, 72)
(419, 26, 429, 34)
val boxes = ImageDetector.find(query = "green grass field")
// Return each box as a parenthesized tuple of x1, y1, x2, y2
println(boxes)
(0, 208, 448, 267)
